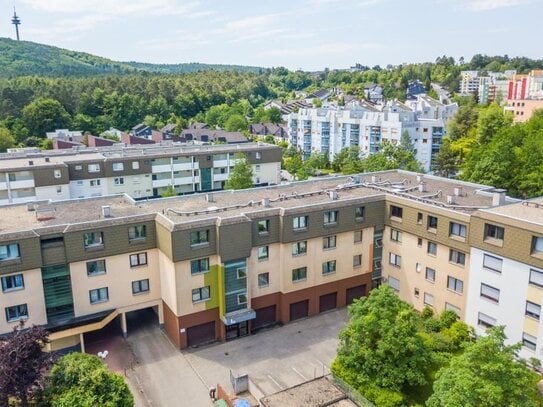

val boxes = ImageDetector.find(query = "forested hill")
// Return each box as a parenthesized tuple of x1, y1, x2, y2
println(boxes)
(0, 38, 264, 77)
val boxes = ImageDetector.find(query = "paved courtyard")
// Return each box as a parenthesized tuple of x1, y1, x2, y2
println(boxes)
(125, 308, 348, 406)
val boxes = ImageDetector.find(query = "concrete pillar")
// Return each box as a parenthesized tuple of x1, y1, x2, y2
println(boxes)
(120, 312, 128, 338)
(79, 333, 85, 353)
(158, 303, 164, 328)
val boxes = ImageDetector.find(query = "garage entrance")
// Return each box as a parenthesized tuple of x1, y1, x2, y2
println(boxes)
(289, 300, 309, 321)
(346, 284, 366, 305)
(319, 292, 337, 313)
(187, 321, 216, 347)
(126, 307, 159, 335)
(252, 305, 277, 331)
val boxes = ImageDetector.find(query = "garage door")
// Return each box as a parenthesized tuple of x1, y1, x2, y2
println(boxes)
(319, 292, 337, 313)
(252, 305, 277, 330)
(186, 321, 215, 347)
(346, 285, 366, 305)
(289, 300, 309, 321)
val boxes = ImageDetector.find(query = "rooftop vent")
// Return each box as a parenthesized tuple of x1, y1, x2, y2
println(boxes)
(454, 186, 463, 197)
(26, 203, 36, 212)
(28, 160, 34, 166)
(446, 195, 455, 205)
(45, 157, 50, 163)
(492, 189, 507, 206)
(206, 193, 214, 203)
(36, 207, 56, 221)
(371, 175, 380, 183)
(416, 174, 424, 183)
(101, 205, 112, 218)
(262, 198, 271, 207)
(329, 191, 338, 200)
(418, 182, 427, 193)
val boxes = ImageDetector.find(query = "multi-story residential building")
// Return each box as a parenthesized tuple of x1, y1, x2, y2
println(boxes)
(460, 70, 516, 104)
(287, 95, 457, 172)
(505, 70, 543, 122)
(0, 143, 282, 205)
(465, 198, 543, 362)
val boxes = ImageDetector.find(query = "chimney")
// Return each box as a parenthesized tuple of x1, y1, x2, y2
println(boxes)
(454, 186, 463, 196)
(492, 189, 507, 206)
(205, 193, 213, 203)
(418, 182, 427, 193)
(262, 198, 270, 207)
(101, 205, 112, 218)
(416, 174, 424, 183)
(371, 175, 380, 183)
(329, 191, 338, 200)
(446, 195, 455, 205)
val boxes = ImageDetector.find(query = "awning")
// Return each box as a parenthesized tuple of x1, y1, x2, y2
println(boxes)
(221, 309, 256, 325)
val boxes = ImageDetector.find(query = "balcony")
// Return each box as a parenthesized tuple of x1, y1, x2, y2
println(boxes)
(151, 164, 172, 173)
(172, 162, 194, 171)
(10, 179, 35, 189)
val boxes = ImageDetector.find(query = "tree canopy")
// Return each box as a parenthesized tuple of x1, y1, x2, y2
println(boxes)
(224, 153, 254, 189)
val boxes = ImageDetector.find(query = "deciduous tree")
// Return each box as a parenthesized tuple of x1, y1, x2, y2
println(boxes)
(225, 153, 254, 189)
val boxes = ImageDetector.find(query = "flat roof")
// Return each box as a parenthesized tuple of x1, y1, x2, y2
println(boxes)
(480, 197, 543, 226)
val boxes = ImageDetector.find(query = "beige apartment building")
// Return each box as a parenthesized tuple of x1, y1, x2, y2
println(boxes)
(2, 170, 543, 362)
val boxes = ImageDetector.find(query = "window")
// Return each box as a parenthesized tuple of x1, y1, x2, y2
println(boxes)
(258, 219, 270, 234)
(114, 177, 124, 185)
(414, 288, 420, 297)
(417, 212, 423, 224)
(484, 223, 504, 241)
(390, 205, 403, 219)
(353, 254, 362, 268)
(8, 173, 15, 182)
(88, 163, 100, 172)
(255, 164, 261, 172)
(74, 165, 82, 171)
(324, 210, 338, 225)
(447, 276, 464, 293)
(477, 312, 496, 328)
(237, 267, 247, 279)
(86, 260, 106, 276)
(388, 276, 400, 292)
(192, 286, 210, 302)
(427, 215, 438, 230)
(132, 279, 150, 294)
(526, 301, 541, 320)
(0, 243, 20, 261)
(390, 229, 402, 243)
(292, 267, 307, 282)
(5, 304, 28, 322)
(449, 222, 467, 238)
(417, 238, 423, 247)
(532, 236, 543, 255)
(425, 267, 436, 282)
(449, 249, 466, 265)
(530, 269, 543, 288)
(389, 252, 401, 267)
(130, 252, 148, 267)
(56, 186, 62, 194)
(237, 293, 247, 305)
(190, 230, 209, 246)
(190, 258, 209, 274)
(112, 162, 124, 171)
(523, 332, 537, 351)
(128, 225, 146, 241)
(89, 287, 109, 304)
(258, 272, 269, 288)
(53, 169, 62, 178)
(445, 303, 461, 316)
(1, 274, 24, 292)
(132, 161, 140, 170)
(323, 235, 336, 250)
(354, 230, 363, 243)
(322, 260, 336, 275)
(292, 241, 307, 256)
(257, 246, 269, 260)
(355, 206, 365, 220)
(83, 232, 103, 249)
(424, 292, 434, 306)
(427, 241, 437, 256)
(90, 179, 101, 187)
(415, 262, 422, 273)
(480, 283, 500, 303)
(482, 254, 502, 273)
(293, 215, 308, 230)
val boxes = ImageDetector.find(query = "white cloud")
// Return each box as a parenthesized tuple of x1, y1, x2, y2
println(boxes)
(465, 0, 530, 11)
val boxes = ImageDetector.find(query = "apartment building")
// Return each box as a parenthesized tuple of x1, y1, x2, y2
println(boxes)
(0, 143, 282, 205)
(504, 70, 543, 122)
(287, 95, 457, 172)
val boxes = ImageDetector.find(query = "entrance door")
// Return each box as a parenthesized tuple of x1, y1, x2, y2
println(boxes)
(289, 300, 309, 321)
(187, 321, 215, 347)
(225, 321, 249, 340)
(346, 285, 366, 305)
(319, 292, 337, 313)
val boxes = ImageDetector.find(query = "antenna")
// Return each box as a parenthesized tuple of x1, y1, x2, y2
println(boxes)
(11, 7, 21, 41)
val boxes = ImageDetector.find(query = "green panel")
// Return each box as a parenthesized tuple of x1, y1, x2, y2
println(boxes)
(204, 264, 221, 311)
(223, 259, 247, 314)
(201, 167, 212, 191)
(42, 264, 74, 323)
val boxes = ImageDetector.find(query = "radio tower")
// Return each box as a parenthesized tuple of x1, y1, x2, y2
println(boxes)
(11, 8, 21, 41)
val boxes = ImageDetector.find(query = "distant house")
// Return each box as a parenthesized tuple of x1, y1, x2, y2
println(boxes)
(364, 84, 383, 104)
(406, 80, 427, 100)
(160, 123, 177, 139)
(305, 89, 333, 104)
(131, 123, 153, 138)
(121, 132, 155, 145)
(52, 138, 83, 150)
(86, 135, 117, 148)
(249, 123, 288, 141)
(180, 128, 248, 144)
(45, 129, 83, 141)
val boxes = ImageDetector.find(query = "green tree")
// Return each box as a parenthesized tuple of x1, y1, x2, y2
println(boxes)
(0, 126, 16, 152)
(400, 129, 415, 153)
(161, 185, 176, 197)
(331, 146, 362, 173)
(431, 138, 459, 178)
(476, 102, 512, 144)
(224, 114, 248, 132)
(363, 143, 423, 172)
(43, 352, 133, 407)
(225, 153, 254, 189)
(22, 97, 71, 137)
(427, 326, 541, 407)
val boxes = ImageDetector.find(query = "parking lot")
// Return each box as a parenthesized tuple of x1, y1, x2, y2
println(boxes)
(126, 308, 348, 406)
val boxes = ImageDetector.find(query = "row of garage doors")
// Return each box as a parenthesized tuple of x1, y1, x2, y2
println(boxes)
(186, 285, 366, 347)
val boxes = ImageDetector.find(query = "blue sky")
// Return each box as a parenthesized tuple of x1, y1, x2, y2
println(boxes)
(1, 0, 542, 70)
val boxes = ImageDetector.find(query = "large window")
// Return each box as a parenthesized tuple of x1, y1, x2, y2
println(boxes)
(0, 243, 20, 261)
(257, 246, 269, 260)
(5, 304, 28, 322)
(322, 260, 336, 275)
(89, 287, 109, 304)
(292, 241, 307, 256)
(258, 273, 269, 288)
(1, 274, 24, 292)
(86, 260, 106, 276)
(390, 205, 403, 219)
(390, 229, 402, 243)
(482, 254, 502, 273)
(484, 223, 504, 241)
(130, 252, 148, 267)
(190, 230, 209, 246)
(323, 235, 336, 250)
(354, 230, 363, 243)
(83, 232, 103, 249)
(424, 292, 434, 306)
(353, 254, 362, 268)
(425, 267, 436, 282)
(449, 222, 467, 238)
(191, 258, 210, 274)
(449, 249, 466, 265)
(112, 162, 124, 171)
(258, 219, 270, 234)
(478, 312, 496, 328)
(427, 241, 437, 256)
(132, 279, 150, 294)
(447, 276, 464, 294)
(292, 267, 307, 282)
(192, 286, 210, 302)
(532, 236, 543, 255)
(530, 268, 543, 288)
(323, 210, 338, 225)
(388, 276, 400, 292)
(293, 216, 308, 230)
(427, 215, 438, 230)
(389, 252, 401, 267)
(128, 225, 147, 241)
(523, 332, 537, 351)
(480, 283, 500, 303)
(526, 301, 541, 320)
(88, 163, 100, 173)
(355, 206, 365, 220)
